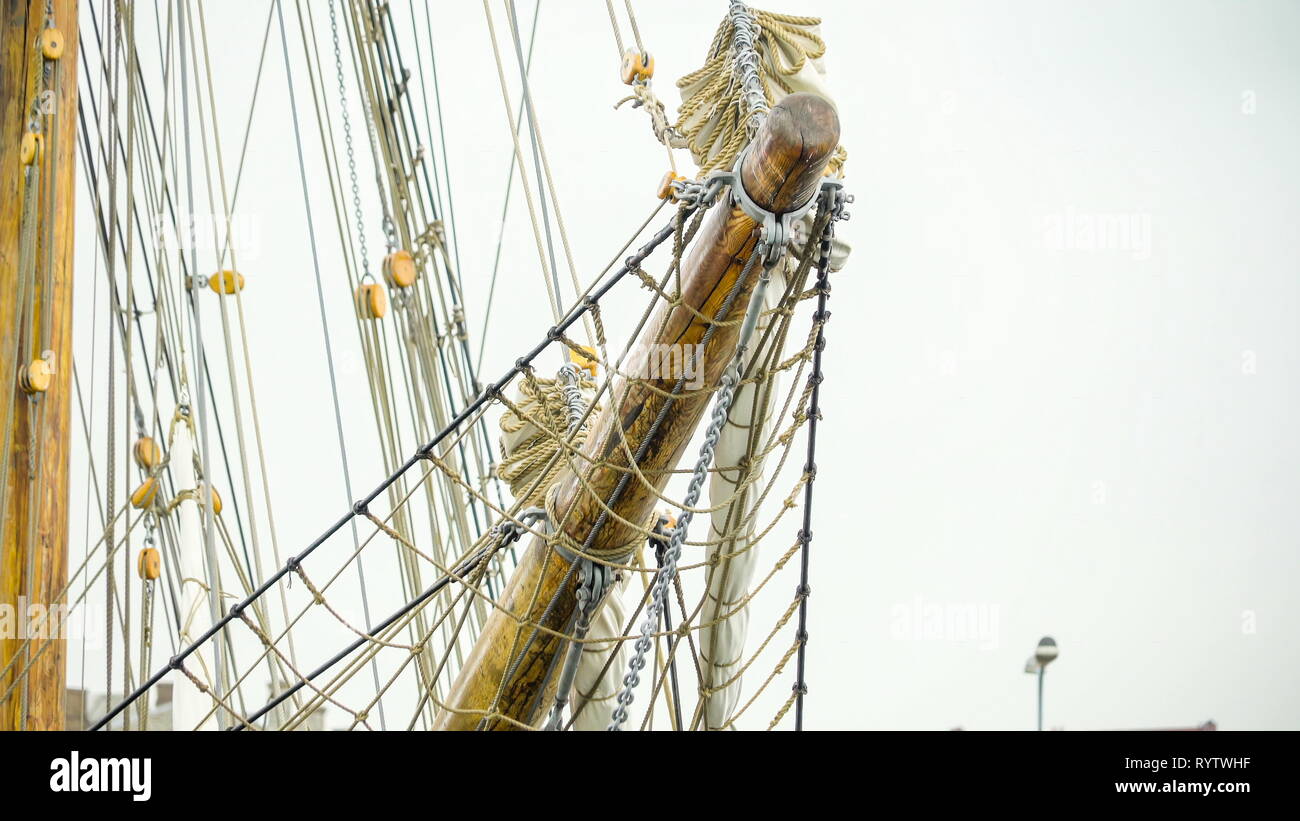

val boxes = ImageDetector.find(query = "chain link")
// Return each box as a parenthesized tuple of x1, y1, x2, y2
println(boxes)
(328, 0, 372, 276)
(608, 241, 777, 730)
(728, 1, 769, 138)
(555, 364, 587, 434)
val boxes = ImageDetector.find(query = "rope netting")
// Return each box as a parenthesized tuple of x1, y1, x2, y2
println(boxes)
(1, 1, 850, 732)
(78, 179, 843, 731)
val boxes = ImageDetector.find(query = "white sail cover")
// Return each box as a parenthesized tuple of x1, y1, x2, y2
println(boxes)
(700, 218, 849, 729)
(687, 10, 852, 730)
(570, 571, 629, 730)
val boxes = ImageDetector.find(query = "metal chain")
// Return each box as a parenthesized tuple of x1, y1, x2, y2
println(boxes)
(606, 174, 849, 729)
(728, 1, 769, 138)
(328, 0, 371, 276)
(608, 240, 778, 730)
(555, 363, 587, 434)
(541, 363, 608, 730)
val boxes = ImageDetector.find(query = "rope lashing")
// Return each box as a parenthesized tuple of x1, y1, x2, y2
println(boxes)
(497, 365, 600, 509)
(614, 82, 689, 149)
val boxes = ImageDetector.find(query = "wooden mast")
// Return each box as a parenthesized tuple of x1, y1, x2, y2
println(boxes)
(0, 0, 78, 731)
(435, 92, 840, 730)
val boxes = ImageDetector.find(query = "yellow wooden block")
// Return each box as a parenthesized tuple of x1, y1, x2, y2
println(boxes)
(383, 250, 418, 288)
(133, 437, 162, 471)
(568, 345, 598, 378)
(137, 547, 161, 581)
(131, 478, 158, 510)
(620, 50, 653, 84)
(209, 270, 245, 295)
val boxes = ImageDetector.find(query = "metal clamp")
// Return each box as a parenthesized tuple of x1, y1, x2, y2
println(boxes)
(544, 557, 613, 730)
(490, 506, 548, 546)
(704, 147, 846, 265)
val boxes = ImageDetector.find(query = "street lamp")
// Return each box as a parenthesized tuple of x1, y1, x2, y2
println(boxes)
(1023, 636, 1058, 731)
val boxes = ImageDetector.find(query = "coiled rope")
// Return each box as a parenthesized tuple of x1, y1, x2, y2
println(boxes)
(496, 368, 600, 509)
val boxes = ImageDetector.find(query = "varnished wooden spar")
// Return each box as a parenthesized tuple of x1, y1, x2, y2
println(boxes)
(434, 93, 840, 730)
(0, 0, 78, 731)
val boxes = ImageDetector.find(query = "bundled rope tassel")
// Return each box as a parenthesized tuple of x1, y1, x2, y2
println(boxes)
(497, 374, 600, 508)
(674, 6, 848, 176)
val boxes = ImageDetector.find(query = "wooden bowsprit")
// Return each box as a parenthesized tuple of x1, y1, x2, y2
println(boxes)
(434, 92, 840, 731)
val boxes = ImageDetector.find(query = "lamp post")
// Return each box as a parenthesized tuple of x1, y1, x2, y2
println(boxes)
(1023, 636, 1058, 731)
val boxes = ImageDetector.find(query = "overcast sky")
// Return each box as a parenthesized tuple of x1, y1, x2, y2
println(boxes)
(66, 0, 1299, 730)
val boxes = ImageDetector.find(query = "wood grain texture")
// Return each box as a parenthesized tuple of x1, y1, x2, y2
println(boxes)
(0, 0, 78, 731)
(434, 93, 839, 730)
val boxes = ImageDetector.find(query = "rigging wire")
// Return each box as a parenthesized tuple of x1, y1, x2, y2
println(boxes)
(474, 0, 540, 375)
(45, 0, 845, 733)
(502, 0, 564, 334)
(275, 0, 388, 728)
(89, 207, 690, 732)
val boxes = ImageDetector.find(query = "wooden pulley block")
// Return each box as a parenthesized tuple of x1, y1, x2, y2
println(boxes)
(620, 49, 654, 84)
(657, 170, 685, 201)
(131, 478, 159, 510)
(137, 547, 161, 581)
(208, 270, 245, 295)
(41, 27, 64, 60)
(356, 282, 388, 319)
(382, 250, 418, 288)
(133, 437, 162, 471)
(19, 358, 53, 394)
(568, 345, 598, 379)
(204, 484, 223, 515)
(20, 131, 43, 166)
